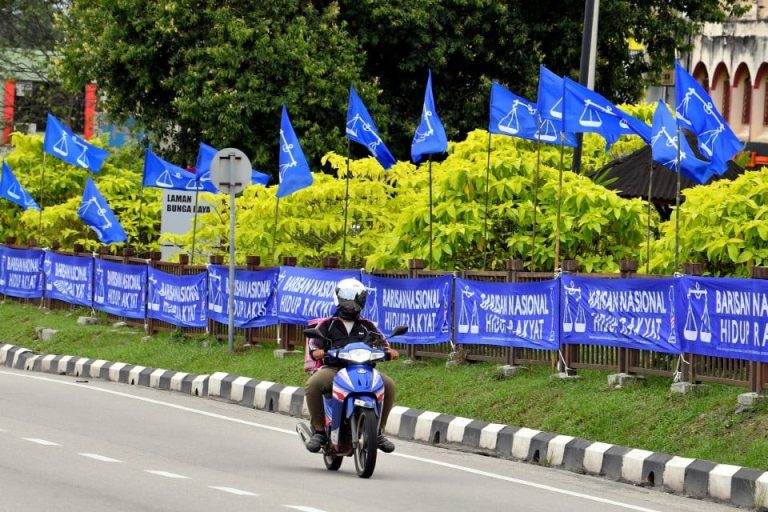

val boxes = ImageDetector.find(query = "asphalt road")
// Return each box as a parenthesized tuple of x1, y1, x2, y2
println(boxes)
(0, 368, 739, 512)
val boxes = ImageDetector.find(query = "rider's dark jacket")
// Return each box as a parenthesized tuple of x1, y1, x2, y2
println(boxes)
(307, 315, 389, 369)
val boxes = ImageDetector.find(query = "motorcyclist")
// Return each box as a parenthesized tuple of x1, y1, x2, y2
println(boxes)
(304, 278, 399, 453)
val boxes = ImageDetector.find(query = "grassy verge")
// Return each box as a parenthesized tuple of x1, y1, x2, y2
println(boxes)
(3, 301, 767, 470)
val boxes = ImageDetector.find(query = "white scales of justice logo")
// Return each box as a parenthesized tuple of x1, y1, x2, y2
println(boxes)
(78, 197, 113, 240)
(209, 271, 224, 314)
(497, 100, 564, 144)
(650, 124, 692, 169)
(683, 282, 712, 343)
(562, 281, 586, 333)
(53, 129, 91, 168)
(279, 129, 297, 183)
(346, 114, 385, 156)
(458, 286, 479, 334)
(677, 88, 726, 158)
(577, 99, 629, 130)
(413, 104, 435, 144)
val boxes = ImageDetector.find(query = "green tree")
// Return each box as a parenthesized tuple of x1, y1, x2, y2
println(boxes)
(55, 0, 372, 174)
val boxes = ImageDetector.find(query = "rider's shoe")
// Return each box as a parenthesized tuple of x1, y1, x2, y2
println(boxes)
(305, 431, 327, 453)
(377, 434, 395, 453)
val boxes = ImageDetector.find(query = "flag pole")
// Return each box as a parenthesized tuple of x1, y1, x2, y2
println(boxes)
(674, 125, 682, 272)
(271, 197, 280, 265)
(482, 132, 492, 270)
(342, 140, 351, 267)
(38, 153, 47, 232)
(190, 188, 199, 264)
(555, 136, 565, 270)
(532, 120, 542, 272)
(645, 151, 654, 274)
(137, 185, 145, 249)
(428, 155, 433, 270)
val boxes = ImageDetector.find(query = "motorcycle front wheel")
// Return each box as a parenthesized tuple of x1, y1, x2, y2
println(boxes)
(353, 409, 378, 478)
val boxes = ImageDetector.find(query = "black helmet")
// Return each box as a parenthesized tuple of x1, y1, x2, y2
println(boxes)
(334, 278, 368, 319)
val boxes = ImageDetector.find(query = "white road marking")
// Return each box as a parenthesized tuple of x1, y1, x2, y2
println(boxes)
(23, 438, 60, 446)
(284, 507, 329, 512)
(79, 453, 122, 463)
(144, 470, 190, 479)
(3, 370, 663, 512)
(209, 486, 259, 496)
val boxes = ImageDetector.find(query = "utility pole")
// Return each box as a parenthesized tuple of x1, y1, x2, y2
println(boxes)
(572, 0, 600, 173)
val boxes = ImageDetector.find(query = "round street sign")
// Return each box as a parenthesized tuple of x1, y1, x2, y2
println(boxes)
(209, 148, 252, 195)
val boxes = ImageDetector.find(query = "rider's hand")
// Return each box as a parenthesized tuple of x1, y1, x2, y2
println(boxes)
(387, 348, 400, 360)
(312, 349, 325, 360)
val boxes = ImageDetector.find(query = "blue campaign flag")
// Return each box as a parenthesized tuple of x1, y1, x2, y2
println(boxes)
(1, 161, 40, 211)
(346, 86, 397, 170)
(93, 259, 147, 319)
(453, 278, 559, 349)
(560, 275, 680, 354)
(277, 105, 313, 198)
(651, 100, 715, 184)
(411, 70, 448, 163)
(43, 252, 93, 308)
(674, 61, 742, 174)
(0, 247, 44, 298)
(78, 178, 127, 244)
(208, 266, 279, 328)
(147, 267, 208, 328)
(43, 113, 109, 173)
(489, 82, 539, 141)
(562, 77, 651, 149)
(360, 274, 453, 344)
(677, 275, 768, 363)
(276, 266, 362, 325)
(536, 66, 578, 147)
(143, 150, 202, 191)
(196, 142, 270, 189)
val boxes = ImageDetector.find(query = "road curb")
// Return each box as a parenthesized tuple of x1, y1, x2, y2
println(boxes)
(2, 342, 766, 509)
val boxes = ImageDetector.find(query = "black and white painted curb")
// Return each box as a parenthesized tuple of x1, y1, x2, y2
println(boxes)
(3, 342, 766, 510)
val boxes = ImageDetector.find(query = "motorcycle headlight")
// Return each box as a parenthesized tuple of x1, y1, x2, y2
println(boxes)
(340, 348, 373, 363)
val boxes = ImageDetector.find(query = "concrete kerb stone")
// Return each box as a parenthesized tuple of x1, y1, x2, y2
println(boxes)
(1, 342, 767, 510)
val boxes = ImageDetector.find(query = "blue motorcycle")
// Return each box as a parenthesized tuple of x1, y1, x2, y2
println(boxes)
(297, 325, 407, 478)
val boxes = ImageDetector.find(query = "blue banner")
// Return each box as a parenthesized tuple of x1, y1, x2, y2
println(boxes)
(276, 267, 361, 325)
(678, 276, 768, 362)
(93, 259, 147, 319)
(453, 278, 559, 349)
(361, 274, 453, 344)
(147, 268, 208, 328)
(0, 247, 44, 298)
(43, 113, 109, 173)
(208, 266, 279, 328)
(489, 82, 540, 142)
(560, 276, 680, 354)
(43, 252, 93, 307)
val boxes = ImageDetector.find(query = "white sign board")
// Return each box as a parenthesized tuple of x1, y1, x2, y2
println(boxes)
(159, 190, 211, 260)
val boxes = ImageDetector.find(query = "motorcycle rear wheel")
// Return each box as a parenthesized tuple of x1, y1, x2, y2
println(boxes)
(353, 409, 378, 478)
(323, 451, 343, 471)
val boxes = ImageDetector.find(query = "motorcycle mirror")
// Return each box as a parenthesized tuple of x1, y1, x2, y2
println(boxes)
(303, 327, 323, 339)
(390, 325, 408, 337)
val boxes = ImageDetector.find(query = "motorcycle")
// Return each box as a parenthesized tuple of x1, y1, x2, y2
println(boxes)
(297, 325, 408, 478)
